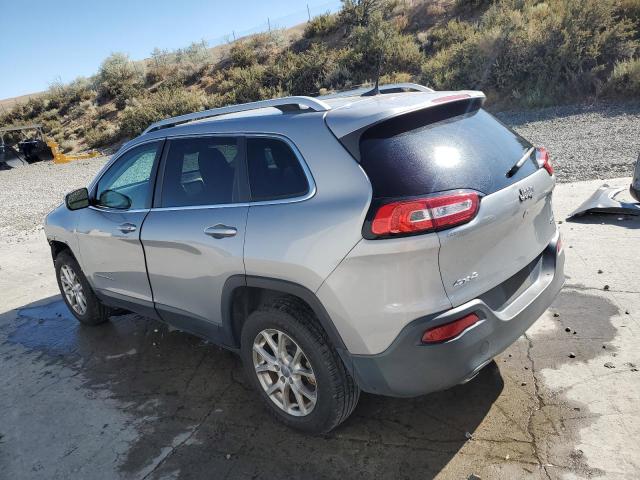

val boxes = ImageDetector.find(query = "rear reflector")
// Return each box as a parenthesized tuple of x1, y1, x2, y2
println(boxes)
(371, 191, 479, 236)
(556, 234, 563, 253)
(422, 313, 480, 343)
(536, 147, 553, 176)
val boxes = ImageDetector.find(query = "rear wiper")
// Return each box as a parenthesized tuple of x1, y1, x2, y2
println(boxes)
(506, 147, 535, 178)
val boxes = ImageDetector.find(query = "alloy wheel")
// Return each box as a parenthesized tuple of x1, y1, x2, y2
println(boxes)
(59, 264, 87, 315)
(252, 328, 317, 416)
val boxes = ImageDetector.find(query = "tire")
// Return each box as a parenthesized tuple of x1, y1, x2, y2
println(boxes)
(240, 297, 360, 434)
(54, 251, 110, 326)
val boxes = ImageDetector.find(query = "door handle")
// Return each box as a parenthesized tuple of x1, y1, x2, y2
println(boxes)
(118, 223, 137, 234)
(204, 224, 237, 239)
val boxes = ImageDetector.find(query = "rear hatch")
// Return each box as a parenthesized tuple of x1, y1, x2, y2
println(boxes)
(327, 93, 556, 307)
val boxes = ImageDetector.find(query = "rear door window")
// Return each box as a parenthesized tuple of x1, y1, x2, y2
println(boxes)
(160, 137, 241, 207)
(358, 104, 537, 198)
(246, 137, 309, 201)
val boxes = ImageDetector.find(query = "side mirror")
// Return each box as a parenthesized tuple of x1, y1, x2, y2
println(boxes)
(98, 189, 132, 210)
(65, 188, 89, 211)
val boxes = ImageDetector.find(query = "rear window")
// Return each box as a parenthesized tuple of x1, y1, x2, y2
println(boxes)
(247, 138, 309, 201)
(358, 103, 537, 198)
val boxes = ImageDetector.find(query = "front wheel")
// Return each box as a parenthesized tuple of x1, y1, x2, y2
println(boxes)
(55, 251, 110, 326)
(240, 298, 360, 434)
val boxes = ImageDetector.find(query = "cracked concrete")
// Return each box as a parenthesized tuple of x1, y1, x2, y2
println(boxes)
(0, 177, 639, 479)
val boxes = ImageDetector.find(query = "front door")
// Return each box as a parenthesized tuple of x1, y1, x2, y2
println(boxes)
(140, 136, 248, 341)
(75, 141, 163, 312)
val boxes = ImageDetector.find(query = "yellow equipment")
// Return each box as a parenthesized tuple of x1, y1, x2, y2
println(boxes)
(46, 139, 100, 164)
(0, 124, 100, 167)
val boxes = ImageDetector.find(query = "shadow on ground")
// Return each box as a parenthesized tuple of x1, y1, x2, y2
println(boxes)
(2, 295, 504, 479)
(566, 212, 640, 230)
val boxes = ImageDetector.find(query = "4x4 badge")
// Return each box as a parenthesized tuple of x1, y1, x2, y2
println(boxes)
(519, 186, 534, 201)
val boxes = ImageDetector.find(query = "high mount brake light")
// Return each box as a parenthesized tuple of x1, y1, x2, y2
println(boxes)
(536, 147, 553, 176)
(371, 191, 480, 236)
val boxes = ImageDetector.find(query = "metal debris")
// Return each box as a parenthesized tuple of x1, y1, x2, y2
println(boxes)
(567, 184, 640, 218)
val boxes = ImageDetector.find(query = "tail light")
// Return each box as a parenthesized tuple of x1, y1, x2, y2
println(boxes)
(536, 147, 553, 176)
(422, 313, 480, 343)
(370, 191, 479, 237)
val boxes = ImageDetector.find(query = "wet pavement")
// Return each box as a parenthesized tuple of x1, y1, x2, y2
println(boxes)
(1, 178, 639, 479)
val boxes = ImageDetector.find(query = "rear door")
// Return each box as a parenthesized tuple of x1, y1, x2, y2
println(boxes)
(355, 101, 556, 307)
(140, 135, 248, 339)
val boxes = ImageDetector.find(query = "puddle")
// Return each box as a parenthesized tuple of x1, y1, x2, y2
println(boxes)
(9, 300, 81, 356)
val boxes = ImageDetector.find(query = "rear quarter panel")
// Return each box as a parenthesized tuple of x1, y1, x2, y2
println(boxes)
(243, 115, 372, 292)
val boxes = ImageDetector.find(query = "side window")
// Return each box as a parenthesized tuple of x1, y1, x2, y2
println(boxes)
(161, 137, 240, 207)
(247, 138, 309, 201)
(95, 142, 160, 210)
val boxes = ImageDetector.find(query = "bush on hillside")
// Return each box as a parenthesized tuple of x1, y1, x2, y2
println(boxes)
(278, 44, 338, 95)
(83, 120, 119, 148)
(604, 57, 640, 96)
(228, 32, 287, 69)
(304, 13, 339, 38)
(343, 12, 422, 83)
(339, 0, 394, 30)
(96, 53, 144, 104)
(119, 87, 206, 138)
(422, 0, 639, 105)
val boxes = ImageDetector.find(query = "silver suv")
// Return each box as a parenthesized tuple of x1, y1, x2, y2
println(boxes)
(45, 83, 564, 433)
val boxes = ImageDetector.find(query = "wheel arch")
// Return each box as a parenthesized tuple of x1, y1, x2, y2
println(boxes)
(49, 240, 74, 262)
(222, 275, 348, 354)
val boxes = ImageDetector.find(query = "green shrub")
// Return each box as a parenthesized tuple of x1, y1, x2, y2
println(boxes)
(84, 120, 119, 148)
(339, 0, 394, 31)
(228, 41, 258, 68)
(343, 12, 422, 83)
(119, 87, 206, 138)
(604, 57, 640, 96)
(422, 0, 639, 105)
(96, 53, 144, 104)
(304, 13, 339, 38)
(277, 44, 338, 95)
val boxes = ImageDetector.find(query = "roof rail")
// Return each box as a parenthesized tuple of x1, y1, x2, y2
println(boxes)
(143, 96, 331, 134)
(378, 83, 434, 93)
(317, 82, 435, 100)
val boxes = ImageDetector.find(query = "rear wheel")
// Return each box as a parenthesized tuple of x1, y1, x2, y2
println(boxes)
(240, 297, 360, 434)
(55, 251, 110, 326)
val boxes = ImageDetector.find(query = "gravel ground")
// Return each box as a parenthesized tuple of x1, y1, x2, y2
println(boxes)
(1, 101, 638, 242)
(496, 101, 640, 182)
(0, 157, 107, 242)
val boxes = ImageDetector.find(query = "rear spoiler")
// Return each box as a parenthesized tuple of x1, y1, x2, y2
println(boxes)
(336, 93, 485, 162)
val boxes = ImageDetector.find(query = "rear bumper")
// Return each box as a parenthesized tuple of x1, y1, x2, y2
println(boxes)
(346, 238, 565, 397)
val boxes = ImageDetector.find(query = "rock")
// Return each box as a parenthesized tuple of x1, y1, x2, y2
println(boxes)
(226, 454, 231, 460)
(569, 352, 576, 358)
(553, 312, 560, 317)
(625, 310, 630, 315)
(604, 285, 610, 291)
(521, 382, 527, 386)
(604, 362, 615, 369)
(597, 269, 603, 274)
(465, 431, 473, 440)
(565, 327, 571, 332)
(468, 474, 482, 480)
